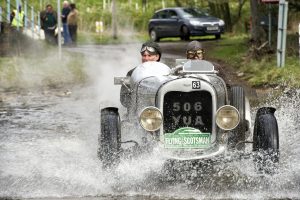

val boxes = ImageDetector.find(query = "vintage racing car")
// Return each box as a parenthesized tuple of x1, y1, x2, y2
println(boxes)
(98, 60, 279, 174)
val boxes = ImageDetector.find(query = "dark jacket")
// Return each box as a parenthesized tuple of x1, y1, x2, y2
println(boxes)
(62, 7, 70, 23)
(40, 10, 57, 30)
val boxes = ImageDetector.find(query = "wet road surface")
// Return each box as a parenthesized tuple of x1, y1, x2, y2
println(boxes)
(1, 42, 300, 199)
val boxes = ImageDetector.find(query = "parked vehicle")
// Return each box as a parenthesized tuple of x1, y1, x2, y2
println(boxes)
(148, 7, 225, 41)
(98, 60, 279, 174)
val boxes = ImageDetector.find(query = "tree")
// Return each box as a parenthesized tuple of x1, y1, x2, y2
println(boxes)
(174, 0, 183, 7)
(112, 0, 117, 39)
(142, 0, 147, 12)
(208, 0, 232, 32)
(250, 0, 264, 44)
(220, 1, 232, 32)
(289, 0, 300, 11)
(237, 0, 247, 18)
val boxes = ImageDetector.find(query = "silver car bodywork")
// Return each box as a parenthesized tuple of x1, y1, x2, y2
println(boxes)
(117, 60, 251, 161)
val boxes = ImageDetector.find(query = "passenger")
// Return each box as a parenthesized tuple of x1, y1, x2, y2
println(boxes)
(186, 40, 205, 60)
(186, 40, 227, 83)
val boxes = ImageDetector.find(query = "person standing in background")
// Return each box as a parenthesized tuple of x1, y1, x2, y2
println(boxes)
(67, 3, 78, 46)
(40, 4, 57, 45)
(10, 5, 25, 55)
(61, 1, 71, 45)
(10, 5, 25, 30)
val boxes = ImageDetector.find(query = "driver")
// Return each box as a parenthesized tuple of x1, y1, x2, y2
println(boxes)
(120, 41, 164, 108)
(127, 41, 162, 76)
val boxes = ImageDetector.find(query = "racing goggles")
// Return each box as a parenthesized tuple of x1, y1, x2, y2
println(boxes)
(140, 46, 157, 55)
(186, 49, 205, 59)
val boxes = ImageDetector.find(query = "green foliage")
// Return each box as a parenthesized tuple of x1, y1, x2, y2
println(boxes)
(0, 52, 87, 90)
(2, 0, 299, 36)
(243, 56, 300, 88)
(80, 9, 112, 32)
(0, 58, 18, 87)
(77, 31, 147, 44)
(2, 0, 299, 90)
(209, 33, 248, 64)
(2, 0, 211, 34)
(211, 33, 300, 88)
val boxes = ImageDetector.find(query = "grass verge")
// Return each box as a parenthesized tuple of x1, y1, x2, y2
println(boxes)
(210, 33, 300, 88)
(77, 30, 149, 44)
(0, 51, 87, 91)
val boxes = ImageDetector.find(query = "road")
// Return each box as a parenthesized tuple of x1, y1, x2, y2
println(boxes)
(0, 41, 300, 199)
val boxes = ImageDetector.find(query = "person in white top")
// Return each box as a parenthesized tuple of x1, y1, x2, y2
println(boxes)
(131, 61, 170, 83)
(120, 41, 170, 108)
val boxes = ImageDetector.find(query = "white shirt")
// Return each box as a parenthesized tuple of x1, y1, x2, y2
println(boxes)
(131, 61, 171, 84)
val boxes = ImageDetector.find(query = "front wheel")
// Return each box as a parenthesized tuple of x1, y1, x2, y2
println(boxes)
(180, 25, 190, 41)
(229, 86, 246, 150)
(149, 29, 160, 42)
(98, 107, 121, 170)
(215, 34, 221, 39)
(253, 107, 279, 174)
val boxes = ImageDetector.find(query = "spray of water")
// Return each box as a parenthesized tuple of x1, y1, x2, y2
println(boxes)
(1, 38, 300, 199)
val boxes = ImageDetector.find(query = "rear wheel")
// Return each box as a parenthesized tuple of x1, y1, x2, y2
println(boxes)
(98, 107, 121, 170)
(150, 29, 160, 42)
(180, 25, 190, 41)
(229, 86, 246, 150)
(253, 107, 279, 174)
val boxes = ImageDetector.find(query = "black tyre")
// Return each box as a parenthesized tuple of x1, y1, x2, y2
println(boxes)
(253, 107, 279, 174)
(229, 86, 246, 150)
(98, 107, 121, 170)
(149, 29, 160, 42)
(180, 25, 190, 41)
(215, 34, 221, 39)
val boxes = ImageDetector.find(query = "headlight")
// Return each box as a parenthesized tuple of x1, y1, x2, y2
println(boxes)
(219, 19, 225, 26)
(216, 105, 240, 130)
(190, 20, 203, 26)
(139, 107, 163, 131)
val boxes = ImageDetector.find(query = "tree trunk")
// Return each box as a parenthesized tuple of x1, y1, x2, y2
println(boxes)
(250, 0, 263, 44)
(142, 0, 147, 12)
(289, 0, 300, 11)
(208, 2, 217, 17)
(238, 0, 247, 18)
(174, 0, 182, 7)
(112, 0, 117, 39)
(209, 1, 232, 32)
(221, 2, 232, 32)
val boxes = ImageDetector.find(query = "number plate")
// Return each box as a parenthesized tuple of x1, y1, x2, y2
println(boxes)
(207, 26, 219, 31)
(164, 127, 211, 149)
(192, 81, 201, 89)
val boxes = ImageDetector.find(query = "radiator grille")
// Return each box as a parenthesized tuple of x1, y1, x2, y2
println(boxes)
(163, 91, 212, 133)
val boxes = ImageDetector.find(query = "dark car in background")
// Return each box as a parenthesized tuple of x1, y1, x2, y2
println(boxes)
(148, 7, 225, 41)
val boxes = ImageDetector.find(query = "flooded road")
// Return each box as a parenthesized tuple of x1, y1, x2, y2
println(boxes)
(1, 43, 300, 199)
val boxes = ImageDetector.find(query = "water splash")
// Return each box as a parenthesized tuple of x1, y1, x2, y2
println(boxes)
(1, 45, 300, 199)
